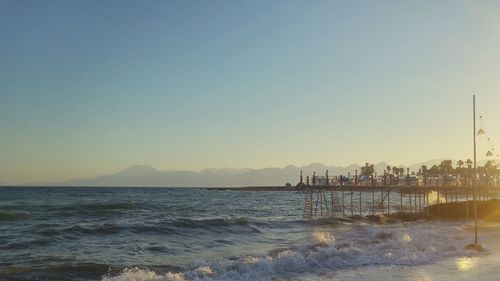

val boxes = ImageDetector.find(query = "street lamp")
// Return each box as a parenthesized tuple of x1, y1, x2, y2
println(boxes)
(466, 94, 483, 251)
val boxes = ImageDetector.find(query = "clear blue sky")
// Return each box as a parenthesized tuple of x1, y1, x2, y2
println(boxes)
(1, 0, 499, 183)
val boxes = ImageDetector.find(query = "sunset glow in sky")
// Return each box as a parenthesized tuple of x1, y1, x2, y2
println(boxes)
(1, 0, 500, 184)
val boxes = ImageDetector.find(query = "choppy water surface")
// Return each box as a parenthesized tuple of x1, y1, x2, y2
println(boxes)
(0, 187, 486, 280)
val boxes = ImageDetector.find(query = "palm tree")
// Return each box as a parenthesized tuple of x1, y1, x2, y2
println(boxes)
(438, 160, 454, 186)
(360, 162, 375, 177)
(386, 166, 392, 185)
(428, 165, 440, 175)
(392, 167, 399, 184)
(420, 165, 428, 174)
(439, 160, 454, 173)
(392, 166, 399, 176)
(466, 159, 473, 169)
(456, 160, 465, 186)
(463, 159, 473, 187)
(420, 165, 428, 186)
(399, 168, 405, 185)
(399, 167, 405, 176)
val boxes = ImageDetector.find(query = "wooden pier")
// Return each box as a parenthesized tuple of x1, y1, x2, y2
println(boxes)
(302, 185, 497, 218)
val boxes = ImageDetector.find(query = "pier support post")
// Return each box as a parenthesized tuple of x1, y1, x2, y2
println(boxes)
(310, 190, 313, 217)
(314, 190, 320, 216)
(422, 190, 426, 211)
(323, 189, 329, 215)
(359, 190, 362, 215)
(438, 191, 441, 215)
(426, 191, 429, 216)
(320, 189, 323, 216)
(387, 190, 390, 214)
(350, 190, 354, 216)
(414, 191, 417, 214)
(342, 190, 345, 217)
(381, 189, 384, 214)
(409, 192, 412, 213)
(418, 190, 422, 213)
(331, 190, 334, 215)
(373, 188, 375, 215)
(400, 191, 403, 213)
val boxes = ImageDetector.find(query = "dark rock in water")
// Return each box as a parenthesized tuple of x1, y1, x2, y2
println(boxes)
(374, 231, 393, 240)
(465, 243, 484, 251)
(350, 214, 364, 220)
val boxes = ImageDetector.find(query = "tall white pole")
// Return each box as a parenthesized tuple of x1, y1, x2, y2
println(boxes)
(473, 94, 478, 245)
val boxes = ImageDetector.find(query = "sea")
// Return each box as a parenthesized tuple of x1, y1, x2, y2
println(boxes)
(1, 187, 499, 281)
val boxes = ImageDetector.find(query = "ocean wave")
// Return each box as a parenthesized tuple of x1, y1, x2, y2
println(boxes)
(62, 224, 126, 236)
(170, 216, 334, 229)
(102, 268, 184, 281)
(103, 221, 478, 281)
(172, 217, 251, 228)
(50, 217, 321, 237)
(2, 237, 56, 250)
(129, 223, 177, 235)
(45, 202, 142, 218)
(42, 217, 261, 237)
(54, 202, 141, 212)
(0, 210, 29, 221)
(0, 263, 110, 281)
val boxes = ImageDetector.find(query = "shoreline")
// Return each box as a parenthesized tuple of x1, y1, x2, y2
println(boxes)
(205, 186, 295, 191)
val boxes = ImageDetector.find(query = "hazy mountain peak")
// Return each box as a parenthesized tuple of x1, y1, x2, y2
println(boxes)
(303, 163, 328, 170)
(119, 165, 157, 175)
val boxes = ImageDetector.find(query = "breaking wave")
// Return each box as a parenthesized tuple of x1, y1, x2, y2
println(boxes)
(102, 221, 476, 281)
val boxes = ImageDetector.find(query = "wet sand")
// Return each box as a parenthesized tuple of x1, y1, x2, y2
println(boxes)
(329, 222, 500, 281)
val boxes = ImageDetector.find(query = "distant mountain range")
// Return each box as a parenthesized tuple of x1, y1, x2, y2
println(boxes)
(10, 158, 481, 187)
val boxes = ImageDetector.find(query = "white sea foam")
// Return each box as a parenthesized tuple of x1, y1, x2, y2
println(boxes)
(102, 268, 185, 281)
(103, 221, 479, 281)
